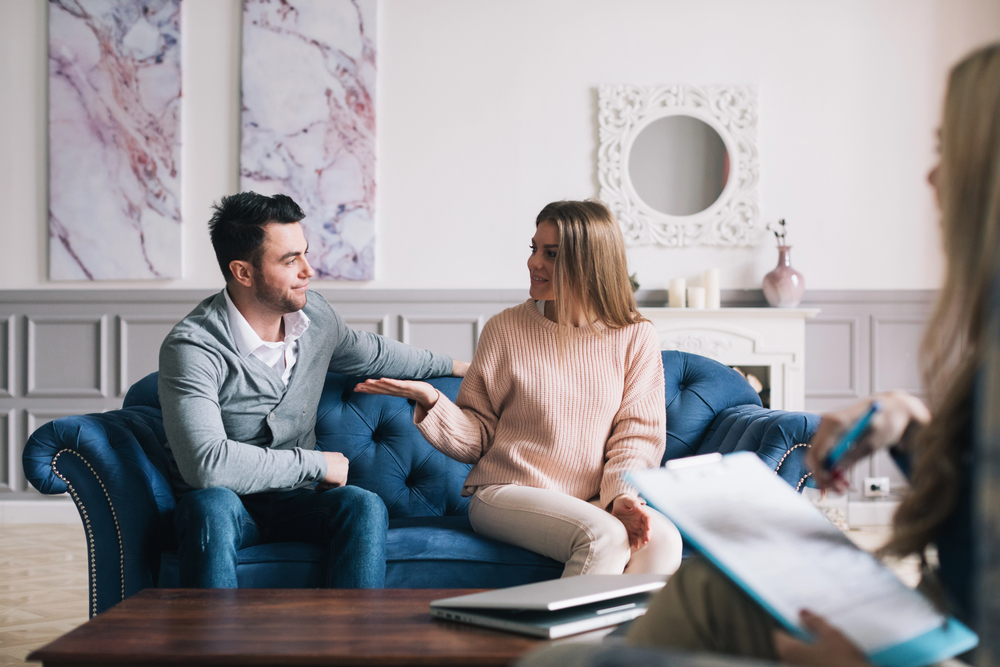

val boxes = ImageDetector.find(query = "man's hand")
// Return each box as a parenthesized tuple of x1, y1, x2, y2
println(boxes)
(452, 360, 471, 377)
(316, 451, 349, 491)
(611, 494, 652, 550)
(774, 610, 871, 667)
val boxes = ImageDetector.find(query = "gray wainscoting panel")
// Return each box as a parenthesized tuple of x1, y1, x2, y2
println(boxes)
(0, 316, 12, 398)
(804, 318, 860, 399)
(872, 318, 926, 396)
(797, 292, 936, 413)
(1, 410, 11, 491)
(399, 315, 484, 363)
(118, 316, 183, 396)
(27, 315, 107, 398)
(344, 316, 390, 336)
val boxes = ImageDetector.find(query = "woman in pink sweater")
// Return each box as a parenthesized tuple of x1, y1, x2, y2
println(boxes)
(355, 200, 682, 577)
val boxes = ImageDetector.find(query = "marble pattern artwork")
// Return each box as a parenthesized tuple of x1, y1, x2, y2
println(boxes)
(241, 0, 376, 280)
(49, 0, 182, 280)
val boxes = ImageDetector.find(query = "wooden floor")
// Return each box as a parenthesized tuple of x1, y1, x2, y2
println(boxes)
(0, 524, 87, 666)
(0, 522, 917, 666)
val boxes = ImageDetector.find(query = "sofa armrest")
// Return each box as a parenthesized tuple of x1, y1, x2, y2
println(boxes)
(22, 407, 175, 616)
(696, 406, 821, 491)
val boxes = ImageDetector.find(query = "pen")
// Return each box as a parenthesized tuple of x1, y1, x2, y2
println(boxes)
(823, 401, 882, 471)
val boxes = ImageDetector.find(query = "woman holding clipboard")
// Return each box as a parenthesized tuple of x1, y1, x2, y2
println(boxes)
(617, 42, 1000, 666)
(521, 40, 998, 667)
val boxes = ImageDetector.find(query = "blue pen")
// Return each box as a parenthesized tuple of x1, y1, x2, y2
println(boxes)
(823, 401, 882, 471)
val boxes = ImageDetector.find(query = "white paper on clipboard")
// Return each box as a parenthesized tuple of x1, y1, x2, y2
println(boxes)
(629, 453, 977, 667)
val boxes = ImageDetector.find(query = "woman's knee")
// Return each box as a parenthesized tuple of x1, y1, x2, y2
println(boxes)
(578, 513, 631, 574)
(594, 516, 630, 552)
(643, 513, 684, 572)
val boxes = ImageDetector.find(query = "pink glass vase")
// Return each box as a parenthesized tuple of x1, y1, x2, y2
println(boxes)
(762, 246, 804, 307)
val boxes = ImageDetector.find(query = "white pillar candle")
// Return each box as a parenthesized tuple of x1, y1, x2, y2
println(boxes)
(704, 268, 721, 309)
(669, 278, 686, 308)
(687, 286, 706, 309)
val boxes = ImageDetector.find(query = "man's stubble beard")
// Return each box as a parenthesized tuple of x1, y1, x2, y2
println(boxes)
(253, 276, 306, 315)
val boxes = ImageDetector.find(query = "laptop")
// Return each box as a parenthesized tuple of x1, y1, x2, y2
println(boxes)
(429, 573, 667, 639)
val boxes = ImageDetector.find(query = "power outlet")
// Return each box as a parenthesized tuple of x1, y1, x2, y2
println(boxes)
(863, 476, 891, 498)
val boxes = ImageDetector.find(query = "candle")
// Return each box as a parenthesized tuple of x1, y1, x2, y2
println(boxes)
(687, 286, 706, 309)
(669, 278, 686, 308)
(704, 268, 721, 309)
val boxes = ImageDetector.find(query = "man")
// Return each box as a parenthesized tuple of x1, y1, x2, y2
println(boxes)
(159, 191, 467, 589)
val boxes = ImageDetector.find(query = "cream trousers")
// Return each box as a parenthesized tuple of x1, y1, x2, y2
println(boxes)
(468, 484, 683, 577)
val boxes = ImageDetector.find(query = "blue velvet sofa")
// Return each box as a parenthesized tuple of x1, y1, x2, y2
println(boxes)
(22, 350, 819, 617)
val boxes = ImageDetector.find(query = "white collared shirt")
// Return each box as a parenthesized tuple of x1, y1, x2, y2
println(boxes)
(223, 288, 311, 386)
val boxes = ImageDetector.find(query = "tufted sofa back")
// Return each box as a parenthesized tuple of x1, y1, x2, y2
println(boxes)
(313, 375, 471, 519)
(121, 351, 769, 519)
(661, 350, 762, 462)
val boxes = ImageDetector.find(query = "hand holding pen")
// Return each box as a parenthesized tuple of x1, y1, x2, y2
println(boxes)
(820, 401, 881, 491)
(806, 392, 932, 492)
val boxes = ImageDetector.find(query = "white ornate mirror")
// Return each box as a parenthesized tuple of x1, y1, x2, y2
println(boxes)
(598, 85, 759, 247)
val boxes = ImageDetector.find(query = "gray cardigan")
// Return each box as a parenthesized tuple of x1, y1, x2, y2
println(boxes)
(158, 290, 453, 495)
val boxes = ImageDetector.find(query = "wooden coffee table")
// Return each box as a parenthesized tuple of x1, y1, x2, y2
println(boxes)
(28, 588, 562, 666)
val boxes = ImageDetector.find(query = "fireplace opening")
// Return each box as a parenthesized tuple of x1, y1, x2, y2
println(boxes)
(730, 365, 770, 408)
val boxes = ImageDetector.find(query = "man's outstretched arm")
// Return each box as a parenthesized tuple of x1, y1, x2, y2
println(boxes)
(329, 325, 467, 379)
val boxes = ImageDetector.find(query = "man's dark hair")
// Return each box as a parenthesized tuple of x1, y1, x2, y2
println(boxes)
(208, 192, 306, 281)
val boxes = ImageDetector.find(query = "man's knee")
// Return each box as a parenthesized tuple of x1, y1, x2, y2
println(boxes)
(178, 487, 241, 518)
(323, 486, 388, 530)
(175, 487, 245, 540)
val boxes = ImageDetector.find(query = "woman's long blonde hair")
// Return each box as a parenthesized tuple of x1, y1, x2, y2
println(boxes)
(535, 200, 645, 332)
(884, 42, 1000, 558)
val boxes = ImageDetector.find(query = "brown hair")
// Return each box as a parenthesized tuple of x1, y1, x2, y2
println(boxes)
(535, 200, 645, 334)
(883, 42, 1000, 559)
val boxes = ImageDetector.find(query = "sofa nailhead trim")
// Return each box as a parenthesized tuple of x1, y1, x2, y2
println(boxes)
(51, 449, 126, 617)
(772, 442, 813, 493)
(773, 442, 809, 475)
(796, 472, 813, 492)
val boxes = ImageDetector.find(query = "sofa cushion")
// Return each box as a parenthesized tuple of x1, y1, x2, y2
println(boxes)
(386, 516, 563, 587)
(158, 542, 325, 589)
(158, 516, 562, 589)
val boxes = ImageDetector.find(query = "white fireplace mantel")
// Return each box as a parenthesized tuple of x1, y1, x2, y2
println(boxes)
(643, 307, 820, 411)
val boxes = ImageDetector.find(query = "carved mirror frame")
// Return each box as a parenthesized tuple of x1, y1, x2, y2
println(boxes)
(598, 84, 760, 247)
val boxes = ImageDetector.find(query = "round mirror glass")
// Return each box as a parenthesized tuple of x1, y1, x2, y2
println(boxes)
(628, 115, 729, 217)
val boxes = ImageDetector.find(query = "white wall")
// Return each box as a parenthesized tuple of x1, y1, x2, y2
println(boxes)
(1, 0, 998, 292)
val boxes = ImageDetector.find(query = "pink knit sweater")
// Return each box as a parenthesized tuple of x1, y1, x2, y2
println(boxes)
(415, 300, 666, 509)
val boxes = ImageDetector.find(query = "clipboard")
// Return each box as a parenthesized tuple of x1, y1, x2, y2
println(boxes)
(628, 452, 978, 667)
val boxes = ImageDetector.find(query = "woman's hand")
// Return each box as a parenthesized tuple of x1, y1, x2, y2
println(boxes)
(774, 610, 871, 667)
(807, 391, 930, 492)
(354, 379, 439, 418)
(611, 494, 652, 549)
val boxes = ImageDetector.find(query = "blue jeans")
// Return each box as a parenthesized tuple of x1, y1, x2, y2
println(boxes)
(174, 485, 388, 588)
